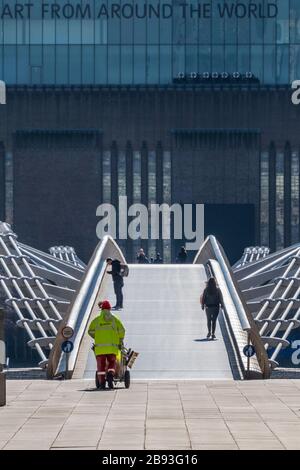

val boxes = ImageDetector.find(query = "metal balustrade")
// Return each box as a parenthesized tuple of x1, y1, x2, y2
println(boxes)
(47, 235, 126, 379)
(0, 222, 85, 367)
(49, 246, 86, 269)
(233, 246, 270, 270)
(194, 236, 270, 379)
(233, 244, 300, 370)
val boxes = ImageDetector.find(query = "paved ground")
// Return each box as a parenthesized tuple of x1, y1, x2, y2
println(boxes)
(84, 265, 234, 380)
(1, 379, 300, 450)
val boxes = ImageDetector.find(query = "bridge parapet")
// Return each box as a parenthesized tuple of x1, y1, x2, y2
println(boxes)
(47, 236, 126, 379)
(194, 236, 271, 379)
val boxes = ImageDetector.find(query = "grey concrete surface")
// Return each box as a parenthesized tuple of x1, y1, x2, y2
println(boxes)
(1, 379, 300, 450)
(83, 265, 234, 380)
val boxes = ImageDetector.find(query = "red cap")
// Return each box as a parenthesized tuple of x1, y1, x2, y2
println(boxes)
(101, 300, 111, 310)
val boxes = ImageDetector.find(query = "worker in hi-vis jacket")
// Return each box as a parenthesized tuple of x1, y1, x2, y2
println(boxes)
(88, 300, 125, 390)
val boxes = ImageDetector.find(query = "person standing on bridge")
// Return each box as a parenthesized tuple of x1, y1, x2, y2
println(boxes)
(106, 258, 124, 310)
(201, 277, 224, 340)
(176, 246, 188, 264)
(88, 300, 125, 390)
(137, 248, 150, 264)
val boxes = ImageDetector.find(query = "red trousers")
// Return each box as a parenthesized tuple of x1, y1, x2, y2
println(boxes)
(96, 354, 116, 384)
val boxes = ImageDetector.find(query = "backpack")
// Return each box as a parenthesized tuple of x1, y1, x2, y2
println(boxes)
(120, 264, 129, 277)
(204, 289, 220, 306)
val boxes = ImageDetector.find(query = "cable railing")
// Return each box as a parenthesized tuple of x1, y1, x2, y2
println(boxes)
(47, 235, 126, 379)
(234, 244, 300, 369)
(194, 236, 271, 379)
(0, 222, 84, 367)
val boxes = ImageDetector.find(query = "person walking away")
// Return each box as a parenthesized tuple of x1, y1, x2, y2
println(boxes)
(137, 248, 150, 264)
(176, 246, 188, 264)
(88, 300, 125, 390)
(200, 277, 224, 340)
(106, 258, 124, 310)
(153, 253, 163, 264)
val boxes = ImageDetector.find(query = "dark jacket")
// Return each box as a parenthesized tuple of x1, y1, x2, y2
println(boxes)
(137, 254, 149, 264)
(107, 259, 124, 285)
(201, 287, 224, 310)
(177, 250, 187, 263)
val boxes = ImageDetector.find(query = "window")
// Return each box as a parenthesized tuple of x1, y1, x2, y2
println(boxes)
(0, 0, 299, 85)
(260, 152, 269, 247)
(276, 152, 285, 250)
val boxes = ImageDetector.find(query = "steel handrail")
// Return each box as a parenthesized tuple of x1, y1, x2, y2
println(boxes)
(194, 235, 270, 379)
(47, 236, 126, 378)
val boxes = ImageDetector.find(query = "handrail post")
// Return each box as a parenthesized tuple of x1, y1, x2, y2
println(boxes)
(246, 332, 250, 380)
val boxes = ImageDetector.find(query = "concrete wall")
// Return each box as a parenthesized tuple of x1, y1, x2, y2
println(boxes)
(13, 130, 102, 262)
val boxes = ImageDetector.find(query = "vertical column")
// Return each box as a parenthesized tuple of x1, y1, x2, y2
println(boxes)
(268, 142, 276, 252)
(110, 141, 119, 245)
(156, 141, 164, 259)
(0, 309, 6, 406)
(298, 149, 300, 243)
(125, 141, 133, 262)
(140, 141, 148, 255)
(284, 142, 292, 247)
(110, 141, 118, 210)
(0, 143, 5, 222)
(97, 134, 103, 206)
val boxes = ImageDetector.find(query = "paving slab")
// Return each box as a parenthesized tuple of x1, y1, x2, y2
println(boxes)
(1, 379, 300, 450)
(236, 439, 285, 450)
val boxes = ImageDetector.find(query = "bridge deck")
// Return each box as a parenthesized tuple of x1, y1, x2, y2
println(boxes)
(83, 265, 233, 380)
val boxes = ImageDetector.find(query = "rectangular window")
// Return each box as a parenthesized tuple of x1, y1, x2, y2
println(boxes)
(276, 152, 284, 250)
(103, 150, 111, 204)
(251, 45, 263, 82)
(17, 45, 30, 84)
(148, 150, 156, 258)
(264, 45, 276, 84)
(238, 45, 250, 73)
(186, 45, 198, 74)
(121, 45, 133, 84)
(260, 152, 269, 247)
(108, 6, 121, 44)
(108, 45, 120, 84)
(69, 45, 81, 84)
(95, 45, 107, 84)
(69, 20, 82, 45)
(3, 46, 17, 84)
(132, 150, 142, 257)
(43, 20, 56, 45)
(147, 0, 159, 44)
(277, 45, 289, 84)
(55, 46, 69, 84)
(291, 152, 299, 244)
(163, 151, 172, 263)
(198, 46, 211, 73)
(173, 45, 185, 77)
(160, 45, 172, 84)
(134, 45, 146, 83)
(147, 45, 159, 84)
(121, 0, 133, 43)
(82, 46, 94, 84)
(225, 45, 237, 73)
(56, 20, 68, 44)
(42, 45, 55, 84)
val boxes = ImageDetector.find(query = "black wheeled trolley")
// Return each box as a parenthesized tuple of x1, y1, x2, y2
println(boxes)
(95, 346, 138, 389)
